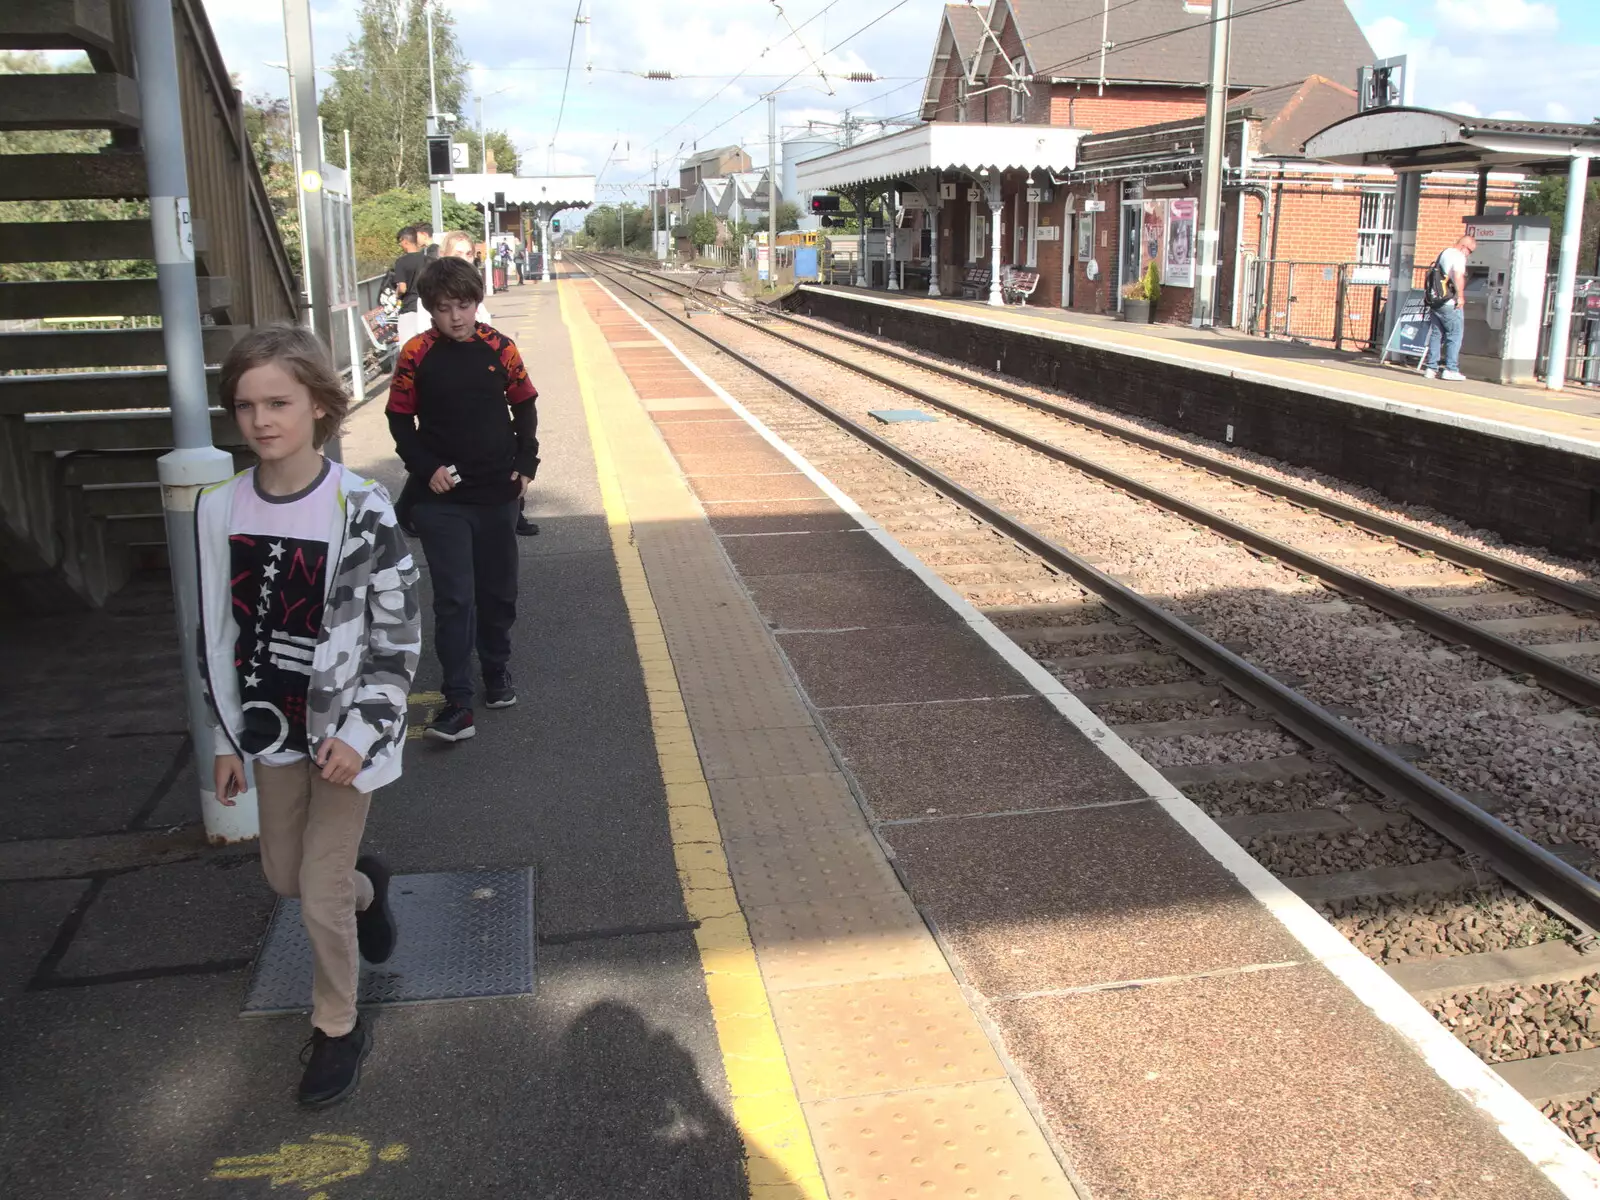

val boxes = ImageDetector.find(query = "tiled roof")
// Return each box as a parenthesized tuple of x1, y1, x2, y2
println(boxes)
(1009, 0, 1373, 89)
(945, 4, 990, 60)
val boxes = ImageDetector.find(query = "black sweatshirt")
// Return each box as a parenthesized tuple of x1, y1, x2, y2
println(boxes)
(385, 323, 539, 506)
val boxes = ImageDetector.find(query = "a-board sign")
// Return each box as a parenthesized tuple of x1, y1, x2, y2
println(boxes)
(1380, 293, 1433, 363)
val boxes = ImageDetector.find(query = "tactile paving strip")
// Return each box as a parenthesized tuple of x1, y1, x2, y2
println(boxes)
(807, 1079, 1078, 1200)
(240, 868, 534, 1015)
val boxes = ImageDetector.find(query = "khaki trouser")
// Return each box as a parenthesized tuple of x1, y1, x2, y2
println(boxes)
(255, 761, 375, 1037)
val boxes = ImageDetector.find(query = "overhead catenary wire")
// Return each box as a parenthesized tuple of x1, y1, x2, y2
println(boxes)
(547, 0, 587, 165)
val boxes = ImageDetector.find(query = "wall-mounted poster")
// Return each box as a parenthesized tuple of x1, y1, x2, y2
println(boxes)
(1076, 213, 1094, 262)
(1140, 199, 1166, 277)
(1164, 197, 1197, 288)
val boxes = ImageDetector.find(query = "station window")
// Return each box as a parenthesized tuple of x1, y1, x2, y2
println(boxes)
(1356, 188, 1394, 269)
(969, 200, 988, 263)
(1009, 57, 1026, 121)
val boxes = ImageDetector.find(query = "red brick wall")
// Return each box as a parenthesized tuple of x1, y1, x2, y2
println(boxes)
(1048, 84, 1223, 132)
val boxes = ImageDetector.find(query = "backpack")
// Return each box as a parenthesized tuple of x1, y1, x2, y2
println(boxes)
(1423, 255, 1452, 310)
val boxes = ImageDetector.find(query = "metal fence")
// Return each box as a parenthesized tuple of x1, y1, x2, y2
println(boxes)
(1540, 275, 1600, 388)
(1242, 258, 1395, 351)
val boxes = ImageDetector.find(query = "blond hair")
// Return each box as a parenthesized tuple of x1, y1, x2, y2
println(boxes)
(219, 323, 349, 448)
(440, 230, 476, 260)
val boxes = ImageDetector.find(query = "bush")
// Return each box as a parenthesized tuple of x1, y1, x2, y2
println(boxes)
(1121, 260, 1163, 304)
(353, 188, 485, 277)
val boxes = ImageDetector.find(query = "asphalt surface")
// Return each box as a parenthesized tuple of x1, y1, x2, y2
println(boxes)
(0, 283, 746, 1199)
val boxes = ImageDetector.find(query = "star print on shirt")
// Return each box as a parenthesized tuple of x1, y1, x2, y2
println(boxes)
(263, 562, 280, 581)
(268, 541, 285, 559)
(244, 672, 261, 689)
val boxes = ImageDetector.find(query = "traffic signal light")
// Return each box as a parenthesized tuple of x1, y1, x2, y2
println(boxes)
(552, 218, 561, 233)
(810, 194, 841, 213)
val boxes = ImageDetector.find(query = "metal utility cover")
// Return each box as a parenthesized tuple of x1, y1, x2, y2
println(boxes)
(241, 867, 534, 1015)
(868, 409, 937, 424)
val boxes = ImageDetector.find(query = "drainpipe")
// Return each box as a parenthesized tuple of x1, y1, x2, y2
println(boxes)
(131, 0, 254, 841)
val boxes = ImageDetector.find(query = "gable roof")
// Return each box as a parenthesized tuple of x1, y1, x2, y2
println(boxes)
(1000, 0, 1373, 90)
(1230, 74, 1359, 157)
(683, 145, 744, 172)
(920, 5, 994, 119)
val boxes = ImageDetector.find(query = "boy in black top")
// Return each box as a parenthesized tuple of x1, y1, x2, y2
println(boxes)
(386, 256, 539, 742)
(391, 225, 430, 345)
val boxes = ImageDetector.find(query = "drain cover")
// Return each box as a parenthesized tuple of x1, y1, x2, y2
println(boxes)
(868, 408, 938, 424)
(241, 867, 534, 1015)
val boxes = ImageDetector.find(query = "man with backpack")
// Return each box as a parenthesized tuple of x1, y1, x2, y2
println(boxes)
(1421, 233, 1476, 381)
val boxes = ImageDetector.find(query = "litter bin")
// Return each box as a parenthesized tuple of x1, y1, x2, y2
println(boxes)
(493, 265, 507, 291)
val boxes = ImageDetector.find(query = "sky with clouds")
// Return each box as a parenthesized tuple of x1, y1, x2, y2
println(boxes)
(201, 0, 1599, 200)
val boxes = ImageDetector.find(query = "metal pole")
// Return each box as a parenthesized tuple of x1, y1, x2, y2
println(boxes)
(1382, 173, 1421, 349)
(478, 94, 491, 298)
(987, 183, 1004, 307)
(343, 127, 361, 396)
(131, 0, 254, 841)
(426, 2, 443, 242)
(541, 213, 551, 283)
(855, 186, 867, 287)
(1192, 0, 1229, 327)
(1545, 153, 1591, 392)
(767, 94, 778, 289)
(285, 0, 330, 343)
(652, 150, 660, 260)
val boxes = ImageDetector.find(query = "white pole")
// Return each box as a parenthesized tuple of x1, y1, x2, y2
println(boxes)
(987, 183, 1004, 306)
(478, 94, 491, 298)
(1545, 154, 1591, 391)
(426, 1, 442, 241)
(1193, 0, 1229, 326)
(343, 127, 361, 394)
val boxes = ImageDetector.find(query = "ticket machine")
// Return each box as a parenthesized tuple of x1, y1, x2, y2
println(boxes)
(1458, 215, 1549, 385)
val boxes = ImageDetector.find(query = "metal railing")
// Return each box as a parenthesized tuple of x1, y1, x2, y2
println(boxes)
(172, 0, 298, 328)
(1539, 275, 1600, 388)
(1242, 259, 1394, 351)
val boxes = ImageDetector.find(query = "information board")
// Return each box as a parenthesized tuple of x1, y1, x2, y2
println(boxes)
(1379, 293, 1434, 363)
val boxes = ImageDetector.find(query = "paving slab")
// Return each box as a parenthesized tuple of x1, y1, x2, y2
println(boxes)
(992, 965, 1561, 1200)
(706, 499, 863, 535)
(694, 725, 836, 779)
(723, 825, 902, 909)
(771, 972, 1007, 1102)
(651, 408, 743, 424)
(745, 890, 950, 992)
(742, 567, 964, 632)
(688, 472, 828, 503)
(719, 528, 902, 577)
(707, 771, 864, 840)
(825, 695, 1146, 820)
(674, 449, 797, 476)
(777, 626, 1032, 708)
(884, 804, 1305, 994)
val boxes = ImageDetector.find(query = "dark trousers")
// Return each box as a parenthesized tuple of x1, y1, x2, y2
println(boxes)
(412, 498, 519, 706)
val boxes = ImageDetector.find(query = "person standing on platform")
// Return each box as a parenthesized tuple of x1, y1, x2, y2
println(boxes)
(416, 221, 438, 259)
(392, 225, 430, 346)
(1422, 232, 1476, 382)
(200, 324, 420, 1107)
(386, 257, 539, 743)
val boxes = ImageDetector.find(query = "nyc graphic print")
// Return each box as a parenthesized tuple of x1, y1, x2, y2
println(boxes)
(229, 533, 328, 757)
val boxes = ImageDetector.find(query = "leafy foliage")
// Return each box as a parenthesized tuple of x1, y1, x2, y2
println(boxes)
(1521, 175, 1600, 272)
(353, 188, 483, 277)
(582, 204, 654, 251)
(685, 211, 720, 246)
(243, 94, 301, 273)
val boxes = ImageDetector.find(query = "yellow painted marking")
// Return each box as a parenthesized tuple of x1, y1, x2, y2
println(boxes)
(407, 691, 444, 706)
(209, 1134, 408, 1195)
(560, 279, 826, 1199)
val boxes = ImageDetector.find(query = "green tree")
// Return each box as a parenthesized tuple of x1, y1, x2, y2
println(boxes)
(354, 187, 483, 276)
(318, 0, 468, 198)
(243, 93, 301, 273)
(777, 202, 800, 232)
(0, 52, 149, 283)
(462, 128, 519, 175)
(686, 211, 719, 246)
(1522, 175, 1600, 273)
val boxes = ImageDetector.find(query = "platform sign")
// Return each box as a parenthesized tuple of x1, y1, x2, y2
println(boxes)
(1380, 293, 1433, 363)
(757, 241, 770, 281)
(794, 246, 819, 280)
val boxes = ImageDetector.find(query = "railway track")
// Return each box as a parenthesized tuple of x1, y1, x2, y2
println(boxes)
(576, 252, 1600, 1157)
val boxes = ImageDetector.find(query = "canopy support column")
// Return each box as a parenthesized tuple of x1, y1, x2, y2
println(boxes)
(927, 174, 943, 297)
(1382, 172, 1421, 350)
(1545, 153, 1591, 392)
(986, 182, 1004, 307)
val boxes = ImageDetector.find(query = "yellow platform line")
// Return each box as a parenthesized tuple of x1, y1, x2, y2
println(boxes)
(559, 279, 827, 1200)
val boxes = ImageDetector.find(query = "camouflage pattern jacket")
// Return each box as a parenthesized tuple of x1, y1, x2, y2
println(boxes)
(195, 464, 422, 792)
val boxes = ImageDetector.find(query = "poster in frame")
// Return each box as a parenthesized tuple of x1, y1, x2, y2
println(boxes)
(1164, 197, 1197, 288)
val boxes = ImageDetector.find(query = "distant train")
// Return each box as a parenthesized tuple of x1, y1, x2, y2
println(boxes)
(775, 229, 823, 249)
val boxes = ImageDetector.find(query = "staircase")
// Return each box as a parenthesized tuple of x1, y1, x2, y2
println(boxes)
(0, 0, 297, 615)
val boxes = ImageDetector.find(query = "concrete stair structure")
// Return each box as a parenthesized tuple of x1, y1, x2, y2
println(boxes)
(0, 0, 299, 614)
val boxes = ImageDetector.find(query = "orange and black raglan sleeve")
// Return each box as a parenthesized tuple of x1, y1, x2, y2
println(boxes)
(385, 334, 444, 480)
(499, 338, 540, 479)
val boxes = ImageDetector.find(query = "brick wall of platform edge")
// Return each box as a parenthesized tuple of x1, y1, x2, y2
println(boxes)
(785, 288, 1600, 561)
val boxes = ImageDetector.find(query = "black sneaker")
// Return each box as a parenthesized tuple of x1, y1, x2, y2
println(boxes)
(355, 855, 397, 964)
(484, 670, 517, 709)
(516, 515, 540, 537)
(298, 1018, 371, 1107)
(426, 703, 476, 742)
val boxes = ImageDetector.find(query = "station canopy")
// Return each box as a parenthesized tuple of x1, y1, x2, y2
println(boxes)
(443, 173, 596, 211)
(794, 123, 1088, 194)
(1304, 108, 1600, 173)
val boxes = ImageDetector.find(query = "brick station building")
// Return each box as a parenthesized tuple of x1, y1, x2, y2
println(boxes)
(796, 0, 1529, 344)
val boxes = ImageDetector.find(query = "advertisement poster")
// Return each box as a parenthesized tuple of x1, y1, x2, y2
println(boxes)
(1140, 199, 1166, 277)
(1164, 198, 1196, 288)
(1077, 213, 1094, 263)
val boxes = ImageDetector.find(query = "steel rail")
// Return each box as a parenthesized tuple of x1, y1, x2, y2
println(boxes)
(593, 254, 1600, 711)
(599, 252, 1600, 617)
(579, 252, 1600, 938)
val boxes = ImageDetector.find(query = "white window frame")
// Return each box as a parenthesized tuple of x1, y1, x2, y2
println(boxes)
(1009, 56, 1026, 121)
(1026, 198, 1039, 267)
(1355, 188, 1395, 282)
(968, 199, 987, 263)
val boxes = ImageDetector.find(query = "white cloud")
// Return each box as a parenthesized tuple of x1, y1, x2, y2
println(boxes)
(1486, 108, 1528, 120)
(1444, 99, 1482, 117)
(1362, 15, 1413, 57)
(1545, 100, 1575, 122)
(1434, 0, 1558, 34)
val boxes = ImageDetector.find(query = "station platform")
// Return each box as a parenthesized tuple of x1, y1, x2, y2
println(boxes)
(809, 284, 1600, 445)
(1, 267, 1594, 1199)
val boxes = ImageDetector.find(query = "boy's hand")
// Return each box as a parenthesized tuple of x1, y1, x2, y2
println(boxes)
(214, 754, 245, 807)
(511, 471, 533, 488)
(429, 465, 457, 494)
(316, 738, 364, 787)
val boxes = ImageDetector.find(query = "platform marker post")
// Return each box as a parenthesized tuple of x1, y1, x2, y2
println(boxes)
(132, 0, 256, 841)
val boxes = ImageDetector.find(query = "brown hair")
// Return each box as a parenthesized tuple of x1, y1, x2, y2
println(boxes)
(219, 322, 349, 448)
(416, 255, 485, 310)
